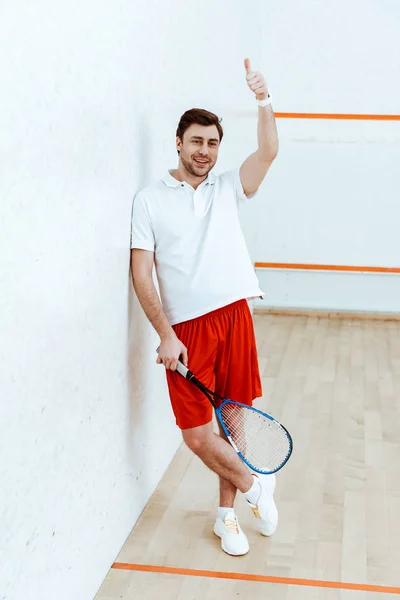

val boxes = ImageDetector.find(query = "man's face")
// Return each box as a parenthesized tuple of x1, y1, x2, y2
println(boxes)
(177, 124, 220, 178)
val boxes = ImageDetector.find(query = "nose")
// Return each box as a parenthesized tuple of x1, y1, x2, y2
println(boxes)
(199, 143, 209, 155)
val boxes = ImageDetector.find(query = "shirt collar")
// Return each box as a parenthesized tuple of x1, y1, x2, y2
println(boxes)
(162, 169, 216, 188)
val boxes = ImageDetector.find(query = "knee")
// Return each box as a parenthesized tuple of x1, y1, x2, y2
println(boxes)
(183, 427, 211, 455)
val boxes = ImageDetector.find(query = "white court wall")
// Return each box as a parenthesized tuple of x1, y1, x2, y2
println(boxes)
(0, 2, 263, 599)
(238, 0, 400, 313)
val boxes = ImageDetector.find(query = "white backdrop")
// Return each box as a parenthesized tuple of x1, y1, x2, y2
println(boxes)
(0, 1, 263, 599)
(239, 0, 400, 313)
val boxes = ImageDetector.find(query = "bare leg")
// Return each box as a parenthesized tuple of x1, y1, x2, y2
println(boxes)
(217, 420, 238, 508)
(182, 421, 253, 494)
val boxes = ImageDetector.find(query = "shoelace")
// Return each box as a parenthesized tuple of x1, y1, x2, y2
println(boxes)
(224, 518, 239, 534)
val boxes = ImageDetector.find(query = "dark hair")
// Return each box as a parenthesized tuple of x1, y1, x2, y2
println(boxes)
(176, 108, 224, 144)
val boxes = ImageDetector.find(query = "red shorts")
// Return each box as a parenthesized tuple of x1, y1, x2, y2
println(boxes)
(166, 299, 262, 430)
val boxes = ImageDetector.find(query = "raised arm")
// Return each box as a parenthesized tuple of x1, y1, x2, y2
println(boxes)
(130, 249, 188, 370)
(239, 58, 279, 197)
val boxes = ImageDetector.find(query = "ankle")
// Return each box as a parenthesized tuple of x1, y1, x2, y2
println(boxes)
(240, 473, 256, 494)
(243, 476, 261, 505)
(218, 507, 235, 520)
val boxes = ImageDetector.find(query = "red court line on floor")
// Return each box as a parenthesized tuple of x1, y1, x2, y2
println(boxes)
(112, 563, 400, 594)
(274, 112, 400, 121)
(255, 262, 400, 274)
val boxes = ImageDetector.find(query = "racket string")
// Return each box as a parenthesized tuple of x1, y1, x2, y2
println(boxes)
(220, 403, 290, 472)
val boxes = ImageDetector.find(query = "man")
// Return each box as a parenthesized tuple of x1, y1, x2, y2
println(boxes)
(130, 59, 279, 556)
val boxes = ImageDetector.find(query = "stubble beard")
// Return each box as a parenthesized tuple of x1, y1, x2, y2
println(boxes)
(180, 153, 214, 179)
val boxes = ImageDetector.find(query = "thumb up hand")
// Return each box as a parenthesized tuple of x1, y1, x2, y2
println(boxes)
(244, 58, 268, 101)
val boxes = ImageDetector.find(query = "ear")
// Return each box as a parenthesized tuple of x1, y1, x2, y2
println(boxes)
(176, 136, 182, 156)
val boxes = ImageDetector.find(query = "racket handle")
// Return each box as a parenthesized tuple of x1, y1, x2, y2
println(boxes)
(155, 346, 190, 379)
(176, 360, 189, 378)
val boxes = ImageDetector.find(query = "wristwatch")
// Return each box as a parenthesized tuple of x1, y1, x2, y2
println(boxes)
(257, 93, 272, 107)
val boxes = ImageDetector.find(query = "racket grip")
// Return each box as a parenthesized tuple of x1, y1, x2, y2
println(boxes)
(156, 346, 190, 379)
(176, 360, 189, 378)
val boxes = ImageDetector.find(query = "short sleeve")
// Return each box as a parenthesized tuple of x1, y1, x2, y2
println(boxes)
(130, 193, 155, 251)
(231, 167, 258, 205)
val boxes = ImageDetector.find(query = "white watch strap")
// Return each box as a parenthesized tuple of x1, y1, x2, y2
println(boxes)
(257, 94, 272, 107)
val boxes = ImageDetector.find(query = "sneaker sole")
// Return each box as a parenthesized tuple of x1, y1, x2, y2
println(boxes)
(213, 525, 249, 556)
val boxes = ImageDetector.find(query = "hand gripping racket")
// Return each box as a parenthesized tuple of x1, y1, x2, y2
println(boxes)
(161, 352, 293, 474)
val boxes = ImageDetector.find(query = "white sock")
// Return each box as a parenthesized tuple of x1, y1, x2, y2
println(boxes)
(244, 476, 261, 505)
(218, 507, 235, 521)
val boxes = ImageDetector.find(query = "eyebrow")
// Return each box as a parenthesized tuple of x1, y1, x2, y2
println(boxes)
(190, 136, 220, 143)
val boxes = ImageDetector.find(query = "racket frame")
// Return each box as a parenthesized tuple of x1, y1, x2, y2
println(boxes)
(174, 358, 293, 474)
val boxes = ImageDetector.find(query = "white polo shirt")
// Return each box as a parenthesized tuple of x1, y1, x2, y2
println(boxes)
(130, 167, 264, 325)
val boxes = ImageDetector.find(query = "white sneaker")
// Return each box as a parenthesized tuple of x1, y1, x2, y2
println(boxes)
(247, 474, 278, 536)
(258, 472, 276, 495)
(213, 511, 249, 556)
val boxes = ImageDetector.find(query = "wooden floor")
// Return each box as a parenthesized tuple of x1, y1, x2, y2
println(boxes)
(95, 314, 400, 600)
